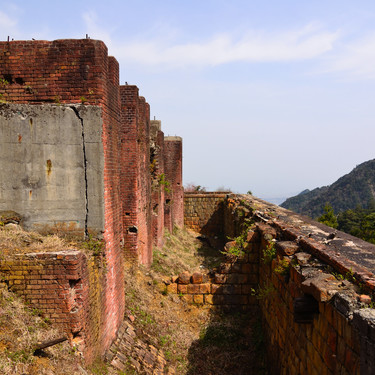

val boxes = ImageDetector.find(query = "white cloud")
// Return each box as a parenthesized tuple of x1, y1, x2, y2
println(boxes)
(322, 33, 375, 79)
(82, 11, 113, 46)
(110, 23, 339, 68)
(0, 10, 17, 29)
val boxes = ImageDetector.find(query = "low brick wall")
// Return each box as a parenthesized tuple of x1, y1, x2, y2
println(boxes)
(184, 192, 229, 236)
(0, 249, 112, 362)
(222, 194, 375, 375)
(164, 248, 259, 309)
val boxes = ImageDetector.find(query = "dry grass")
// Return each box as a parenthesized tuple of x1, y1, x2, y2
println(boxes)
(122, 227, 222, 373)
(123, 227, 267, 374)
(151, 228, 223, 277)
(0, 224, 75, 257)
(0, 286, 85, 375)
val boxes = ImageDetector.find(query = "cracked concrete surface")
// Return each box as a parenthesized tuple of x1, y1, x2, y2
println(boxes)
(0, 103, 104, 233)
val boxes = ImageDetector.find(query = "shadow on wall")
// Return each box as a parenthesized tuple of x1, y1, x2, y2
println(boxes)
(199, 200, 227, 249)
(185, 238, 268, 374)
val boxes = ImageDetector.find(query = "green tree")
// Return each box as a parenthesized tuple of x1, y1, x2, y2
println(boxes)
(318, 203, 338, 229)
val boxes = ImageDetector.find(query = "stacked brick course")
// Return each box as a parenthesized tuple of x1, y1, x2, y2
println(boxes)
(0, 251, 106, 361)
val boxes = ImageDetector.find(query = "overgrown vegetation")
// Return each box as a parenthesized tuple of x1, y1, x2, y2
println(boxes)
(152, 227, 223, 275)
(262, 241, 276, 264)
(158, 173, 171, 194)
(0, 223, 267, 374)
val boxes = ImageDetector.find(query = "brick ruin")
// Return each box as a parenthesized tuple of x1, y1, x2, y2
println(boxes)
(1, 38, 375, 374)
(0, 39, 183, 361)
(184, 193, 375, 374)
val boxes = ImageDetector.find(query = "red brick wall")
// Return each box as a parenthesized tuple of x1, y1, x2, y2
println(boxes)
(164, 137, 184, 229)
(120, 85, 139, 259)
(137, 98, 152, 266)
(150, 120, 165, 248)
(184, 192, 229, 235)
(0, 38, 184, 361)
(0, 39, 108, 105)
(0, 39, 125, 359)
(119, 87, 153, 266)
(100, 54, 125, 355)
(0, 251, 103, 362)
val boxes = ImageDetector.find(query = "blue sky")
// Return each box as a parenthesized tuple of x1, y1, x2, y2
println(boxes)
(2, 1, 375, 202)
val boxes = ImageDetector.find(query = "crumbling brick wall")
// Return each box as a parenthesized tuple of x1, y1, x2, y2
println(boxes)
(119, 86, 153, 265)
(137, 97, 152, 265)
(0, 38, 184, 362)
(220, 195, 375, 374)
(0, 251, 110, 362)
(0, 39, 126, 360)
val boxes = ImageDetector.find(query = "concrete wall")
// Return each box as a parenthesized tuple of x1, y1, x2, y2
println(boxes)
(0, 104, 104, 233)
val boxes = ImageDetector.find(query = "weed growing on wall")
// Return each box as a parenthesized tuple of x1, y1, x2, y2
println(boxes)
(274, 258, 290, 276)
(251, 282, 276, 300)
(262, 242, 276, 263)
(158, 173, 171, 194)
(222, 233, 246, 259)
(81, 235, 104, 256)
(223, 221, 255, 260)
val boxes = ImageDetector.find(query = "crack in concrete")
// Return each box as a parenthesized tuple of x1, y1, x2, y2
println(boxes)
(71, 106, 89, 238)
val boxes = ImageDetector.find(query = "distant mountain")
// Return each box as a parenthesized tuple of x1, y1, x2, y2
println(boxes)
(281, 159, 375, 218)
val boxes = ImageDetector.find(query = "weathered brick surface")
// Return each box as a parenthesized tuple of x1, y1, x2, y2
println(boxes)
(150, 120, 165, 248)
(164, 137, 183, 230)
(107, 320, 172, 374)
(0, 38, 183, 363)
(166, 244, 259, 310)
(0, 251, 109, 361)
(221, 194, 375, 375)
(184, 192, 228, 236)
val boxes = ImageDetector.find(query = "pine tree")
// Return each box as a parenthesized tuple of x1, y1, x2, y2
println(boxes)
(317, 203, 338, 229)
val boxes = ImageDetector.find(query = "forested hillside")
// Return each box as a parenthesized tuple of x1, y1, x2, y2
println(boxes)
(281, 159, 375, 218)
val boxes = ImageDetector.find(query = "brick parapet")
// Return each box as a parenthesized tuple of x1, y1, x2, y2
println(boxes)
(222, 194, 375, 374)
(0, 39, 109, 106)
